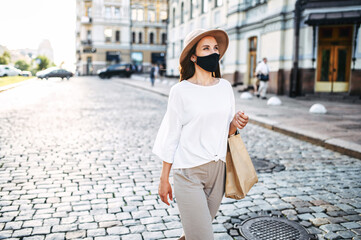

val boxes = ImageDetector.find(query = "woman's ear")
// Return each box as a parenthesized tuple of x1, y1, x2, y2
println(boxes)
(190, 55, 196, 63)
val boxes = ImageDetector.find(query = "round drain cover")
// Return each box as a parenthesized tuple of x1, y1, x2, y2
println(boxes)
(236, 216, 312, 240)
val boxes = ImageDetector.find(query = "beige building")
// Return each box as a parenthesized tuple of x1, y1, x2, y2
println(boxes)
(167, 0, 361, 96)
(130, 0, 168, 72)
(76, 0, 167, 75)
(76, 0, 131, 75)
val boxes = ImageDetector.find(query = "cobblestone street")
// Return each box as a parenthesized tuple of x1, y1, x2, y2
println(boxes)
(0, 77, 360, 240)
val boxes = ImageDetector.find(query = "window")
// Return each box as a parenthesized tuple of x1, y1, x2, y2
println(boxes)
(172, 8, 175, 27)
(160, 10, 167, 21)
(148, 9, 155, 22)
(190, 0, 193, 19)
(105, 7, 111, 18)
(180, 40, 184, 51)
(115, 31, 120, 42)
(214, 10, 220, 25)
(162, 33, 167, 45)
(215, 0, 223, 7)
(139, 32, 142, 43)
(87, 30, 91, 41)
(132, 32, 136, 43)
(115, 7, 120, 18)
(87, 7, 92, 17)
(104, 29, 112, 42)
(150, 32, 154, 44)
(131, 8, 137, 21)
(131, 52, 143, 65)
(202, 0, 208, 13)
(137, 9, 144, 21)
(172, 42, 175, 58)
(181, 2, 184, 24)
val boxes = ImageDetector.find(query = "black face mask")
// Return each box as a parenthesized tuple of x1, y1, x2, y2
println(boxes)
(196, 53, 220, 72)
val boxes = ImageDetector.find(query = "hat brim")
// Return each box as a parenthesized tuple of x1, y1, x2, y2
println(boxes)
(179, 29, 229, 64)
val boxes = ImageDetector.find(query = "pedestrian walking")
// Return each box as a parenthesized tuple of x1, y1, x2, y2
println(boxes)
(150, 63, 157, 87)
(152, 28, 249, 240)
(255, 57, 270, 99)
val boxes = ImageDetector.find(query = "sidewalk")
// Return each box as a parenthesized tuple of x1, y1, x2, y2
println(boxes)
(120, 74, 361, 159)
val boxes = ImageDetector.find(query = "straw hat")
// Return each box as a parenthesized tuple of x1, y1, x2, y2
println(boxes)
(179, 28, 229, 64)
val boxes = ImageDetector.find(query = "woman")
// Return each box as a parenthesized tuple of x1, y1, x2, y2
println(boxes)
(152, 29, 249, 240)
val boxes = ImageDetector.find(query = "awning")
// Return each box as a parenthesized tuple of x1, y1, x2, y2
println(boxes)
(305, 10, 361, 25)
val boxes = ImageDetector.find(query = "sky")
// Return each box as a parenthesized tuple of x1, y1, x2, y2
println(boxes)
(0, 0, 76, 69)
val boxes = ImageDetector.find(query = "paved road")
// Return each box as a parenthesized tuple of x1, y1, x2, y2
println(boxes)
(0, 77, 360, 240)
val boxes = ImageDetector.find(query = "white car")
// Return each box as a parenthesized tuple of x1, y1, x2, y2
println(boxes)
(0, 65, 21, 77)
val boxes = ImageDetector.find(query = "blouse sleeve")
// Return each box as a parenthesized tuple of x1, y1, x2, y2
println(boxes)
(229, 84, 235, 123)
(152, 87, 183, 164)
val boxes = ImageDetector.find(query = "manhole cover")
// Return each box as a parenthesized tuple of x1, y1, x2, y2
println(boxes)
(235, 216, 315, 240)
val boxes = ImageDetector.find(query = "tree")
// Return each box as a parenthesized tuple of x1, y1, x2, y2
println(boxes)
(15, 60, 30, 71)
(36, 55, 50, 71)
(0, 51, 11, 65)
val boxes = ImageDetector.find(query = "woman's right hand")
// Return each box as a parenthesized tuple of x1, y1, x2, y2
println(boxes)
(158, 179, 173, 206)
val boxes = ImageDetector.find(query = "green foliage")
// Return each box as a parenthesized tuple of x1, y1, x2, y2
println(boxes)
(36, 55, 50, 71)
(15, 60, 30, 71)
(0, 51, 11, 65)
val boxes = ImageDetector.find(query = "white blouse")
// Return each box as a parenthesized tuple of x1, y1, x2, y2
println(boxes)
(152, 78, 235, 169)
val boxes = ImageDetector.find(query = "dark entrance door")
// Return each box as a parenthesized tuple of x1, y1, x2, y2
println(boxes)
(316, 25, 352, 92)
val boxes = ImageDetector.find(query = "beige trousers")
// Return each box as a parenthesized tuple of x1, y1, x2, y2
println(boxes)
(259, 80, 268, 97)
(173, 160, 226, 240)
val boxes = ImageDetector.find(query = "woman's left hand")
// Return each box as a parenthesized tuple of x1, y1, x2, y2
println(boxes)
(232, 111, 249, 129)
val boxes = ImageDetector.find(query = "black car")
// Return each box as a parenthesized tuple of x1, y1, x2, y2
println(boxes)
(97, 64, 134, 79)
(37, 68, 73, 80)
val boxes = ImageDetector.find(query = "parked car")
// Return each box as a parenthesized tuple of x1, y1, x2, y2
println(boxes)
(0, 65, 21, 77)
(21, 71, 32, 77)
(97, 63, 134, 79)
(36, 67, 73, 80)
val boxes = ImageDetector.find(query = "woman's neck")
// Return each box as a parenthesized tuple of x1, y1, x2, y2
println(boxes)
(188, 66, 217, 86)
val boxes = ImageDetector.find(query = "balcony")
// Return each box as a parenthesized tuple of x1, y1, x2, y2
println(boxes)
(81, 39, 93, 46)
(132, 20, 167, 28)
(81, 16, 92, 24)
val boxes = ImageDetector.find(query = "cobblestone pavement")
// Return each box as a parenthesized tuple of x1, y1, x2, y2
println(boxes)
(0, 77, 360, 240)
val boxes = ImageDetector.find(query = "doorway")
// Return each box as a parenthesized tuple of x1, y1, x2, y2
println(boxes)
(316, 25, 352, 92)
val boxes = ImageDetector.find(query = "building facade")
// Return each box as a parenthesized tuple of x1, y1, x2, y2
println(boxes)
(167, 0, 361, 96)
(130, 0, 168, 73)
(167, 0, 227, 77)
(75, 0, 167, 75)
(76, 0, 131, 75)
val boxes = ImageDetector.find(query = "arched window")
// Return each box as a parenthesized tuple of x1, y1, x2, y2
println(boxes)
(181, 2, 184, 24)
(150, 32, 154, 44)
(132, 32, 136, 43)
(115, 31, 120, 42)
(202, 0, 208, 13)
(138, 32, 142, 43)
(162, 33, 167, 45)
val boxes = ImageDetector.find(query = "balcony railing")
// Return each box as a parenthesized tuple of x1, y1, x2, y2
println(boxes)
(81, 40, 92, 46)
(81, 16, 92, 24)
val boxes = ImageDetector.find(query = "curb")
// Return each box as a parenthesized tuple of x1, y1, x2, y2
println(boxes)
(0, 77, 37, 93)
(248, 118, 361, 160)
(120, 79, 361, 160)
